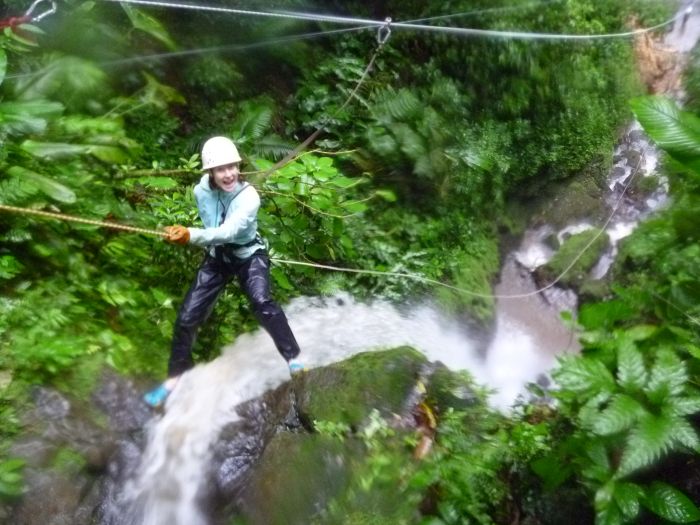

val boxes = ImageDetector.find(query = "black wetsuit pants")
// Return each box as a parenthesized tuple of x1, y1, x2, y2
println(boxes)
(168, 250, 301, 377)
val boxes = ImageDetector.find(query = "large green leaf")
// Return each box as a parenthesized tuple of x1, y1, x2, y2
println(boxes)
(554, 355, 616, 397)
(646, 349, 688, 404)
(614, 482, 644, 521)
(14, 56, 108, 110)
(121, 4, 176, 50)
(0, 100, 64, 135)
(21, 140, 129, 163)
(7, 166, 76, 204)
(630, 96, 700, 174)
(643, 482, 700, 523)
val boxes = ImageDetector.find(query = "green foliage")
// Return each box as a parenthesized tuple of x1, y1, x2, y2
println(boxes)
(540, 229, 610, 289)
(630, 96, 700, 175)
(413, 402, 555, 525)
(542, 97, 700, 525)
(0, 458, 25, 498)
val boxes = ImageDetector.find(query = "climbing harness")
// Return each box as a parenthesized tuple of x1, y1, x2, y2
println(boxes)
(0, 0, 56, 28)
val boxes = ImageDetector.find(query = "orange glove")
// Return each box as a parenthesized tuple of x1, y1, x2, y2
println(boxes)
(164, 225, 190, 245)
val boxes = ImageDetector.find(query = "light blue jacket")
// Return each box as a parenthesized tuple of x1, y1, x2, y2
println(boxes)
(188, 174, 265, 260)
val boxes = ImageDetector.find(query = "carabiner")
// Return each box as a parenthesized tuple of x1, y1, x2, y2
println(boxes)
(24, 0, 57, 22)
(377, 17, 392, 46)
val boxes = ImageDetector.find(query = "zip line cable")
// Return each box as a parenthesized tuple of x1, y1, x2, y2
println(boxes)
(4, 25, 374, 81)
(0, 0, 675, 302)
(102, 0, 678, 41)
(405, 0, 563, 24)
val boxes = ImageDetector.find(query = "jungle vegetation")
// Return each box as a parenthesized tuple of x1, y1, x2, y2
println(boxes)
(1, 0, 699, 523)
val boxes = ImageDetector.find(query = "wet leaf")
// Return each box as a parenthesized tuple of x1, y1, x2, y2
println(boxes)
(7, 166, 76, 203)
(121, 4, 177, 50)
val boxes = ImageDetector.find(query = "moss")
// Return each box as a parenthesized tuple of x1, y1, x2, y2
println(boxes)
(514, 153, 610, 229)
(579, 279, 612, 302)
(237, 433, 352, 525)
(298, 347, 427, 429)
(539, 229, 609, 289)
(629, 174, 660, 199)
(436, 234, 500, 323)
(51, 447, 87, 476)
(425, 366, 481, 414)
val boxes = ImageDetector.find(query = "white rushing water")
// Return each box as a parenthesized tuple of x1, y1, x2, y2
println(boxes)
(118, 292, 560, 525)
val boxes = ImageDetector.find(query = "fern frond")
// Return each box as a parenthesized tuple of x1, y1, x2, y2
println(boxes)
(579, 392, 614, 433)
(372, 88, 422, 121)
(249, 135, 295, 161)
(393, 125, 427, 163)
(670, 395, 700, 417)
(646, 348, 688, 404)
(618, 413, 676, 477)
(616, 339, 647, 391)
(554, 355, 617, 399)
(232, 101, 273, 142)
(0, 175, 40, 203)
(668, 417, 700, 450)
(592, 394, 647, 436)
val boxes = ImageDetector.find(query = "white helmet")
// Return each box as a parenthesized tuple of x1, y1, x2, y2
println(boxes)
(201, 136, 242, 170)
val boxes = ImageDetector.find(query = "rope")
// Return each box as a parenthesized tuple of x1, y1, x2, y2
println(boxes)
(0, 204, 168, 237)
(102, 0, 678, 41)
(272, 146, 648, 300)
(0, 146, 648, 300)
(251, 18, 391, 180)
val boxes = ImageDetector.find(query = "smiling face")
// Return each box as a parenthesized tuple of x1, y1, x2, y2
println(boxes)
(211, 163, 240, 192)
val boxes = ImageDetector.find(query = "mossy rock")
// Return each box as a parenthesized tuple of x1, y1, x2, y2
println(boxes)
(424, 364, 480, 414)
(297, 347, 427, 429)
(235, 432, 354, 525)
(537, 229, 609, 289)
(509, 153, 610, 229)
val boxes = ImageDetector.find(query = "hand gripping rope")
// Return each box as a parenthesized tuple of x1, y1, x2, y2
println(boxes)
(0, 0, 56, 29)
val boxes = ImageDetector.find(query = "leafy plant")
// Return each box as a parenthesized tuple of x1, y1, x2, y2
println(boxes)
(538, 97, 700, 525)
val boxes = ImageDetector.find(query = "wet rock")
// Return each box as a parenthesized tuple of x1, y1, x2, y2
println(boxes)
(536, 229, 610, 292)
(611, 166, 627, 179)
(624, 149, 642, 167)
(9, 470, 97, 525)
(93, 369, 152, 432)
(424, 362, 478, 413)
(235, 433, 351, 525)
(33, 387, 70, 420)
(628, 129, 645, 142)
(296, 347, 427, 429)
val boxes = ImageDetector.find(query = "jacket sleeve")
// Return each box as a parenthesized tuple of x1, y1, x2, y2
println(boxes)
(188, 186, 260, 246)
